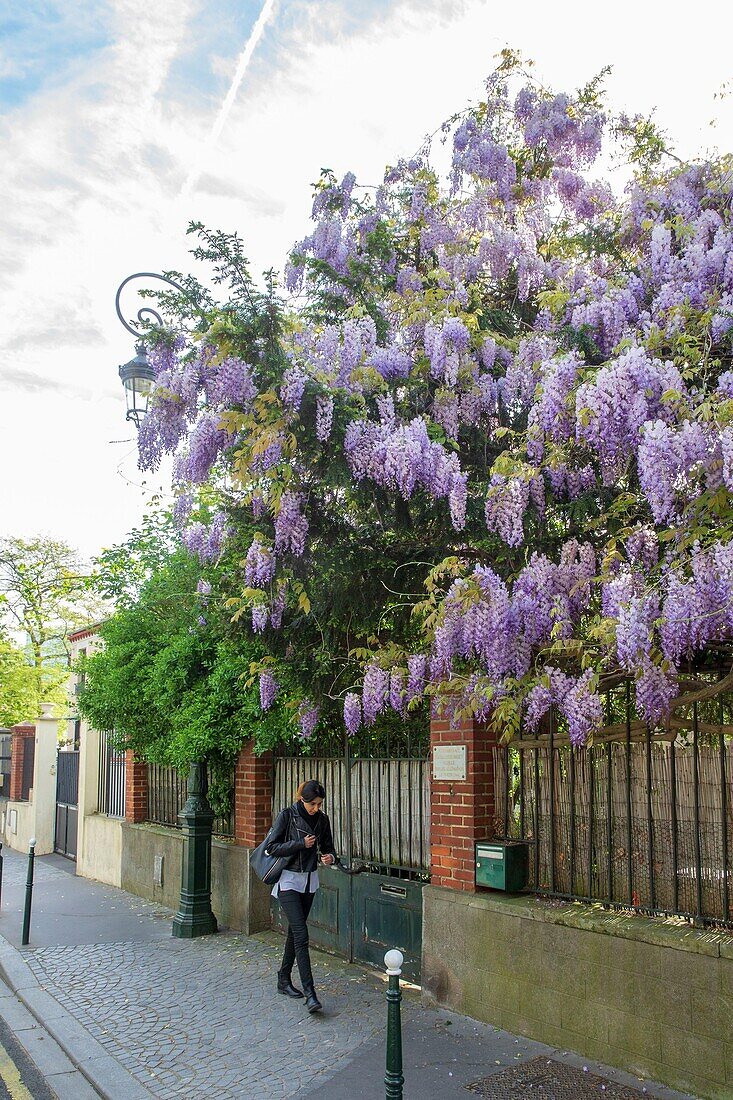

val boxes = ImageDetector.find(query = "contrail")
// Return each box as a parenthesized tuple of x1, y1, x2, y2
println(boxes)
(181, 0, 278, 199)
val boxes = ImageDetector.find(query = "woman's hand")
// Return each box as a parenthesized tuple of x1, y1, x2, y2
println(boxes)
(304, 833, 317, 849)
(321, 853, 335, 866)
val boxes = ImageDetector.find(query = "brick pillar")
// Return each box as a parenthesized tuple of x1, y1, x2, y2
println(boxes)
(125, 751, 149, 823)
(234, 740, 272, 848)
(9, 724, 35, 801)
(429, 712, 499, 892)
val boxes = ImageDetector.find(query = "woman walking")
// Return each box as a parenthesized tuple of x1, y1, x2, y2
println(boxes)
(267, 779, 337, 1013)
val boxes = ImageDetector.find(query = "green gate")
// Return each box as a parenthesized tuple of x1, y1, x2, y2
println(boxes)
(271, 731, 429, 983)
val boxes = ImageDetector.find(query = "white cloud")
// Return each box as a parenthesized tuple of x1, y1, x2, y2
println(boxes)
(0, 0, 731, 560)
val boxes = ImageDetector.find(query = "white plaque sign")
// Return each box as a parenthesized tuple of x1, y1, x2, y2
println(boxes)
(433, 744, 467, 781)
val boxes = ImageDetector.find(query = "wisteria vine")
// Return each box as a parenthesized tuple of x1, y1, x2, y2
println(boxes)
(136, 56, 733, 744)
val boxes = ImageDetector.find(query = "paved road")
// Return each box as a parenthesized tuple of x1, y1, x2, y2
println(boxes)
(0, 1014, 55, 1100)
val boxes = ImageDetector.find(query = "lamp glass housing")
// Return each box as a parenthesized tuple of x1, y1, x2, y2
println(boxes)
(118, 343, 155, 428)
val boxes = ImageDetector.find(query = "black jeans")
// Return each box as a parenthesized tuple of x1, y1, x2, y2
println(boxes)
(278, 889, 315, 990)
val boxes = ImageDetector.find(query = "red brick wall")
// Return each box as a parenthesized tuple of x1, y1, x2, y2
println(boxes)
(125, 751, 149, 823)
(9, 724, 35, 801)
(430, 714, 499, 891)
(234, 740, 272, 848)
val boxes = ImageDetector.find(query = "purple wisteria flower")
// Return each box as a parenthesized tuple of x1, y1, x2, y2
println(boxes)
(280, 365, 307, 412)
(274, 492, 308, 557)
(316, 396, 334, 442)
(362, 663, 388, 725)
(173, 492, 194, 527)
(270, 586, 287, 630)
(484, 474, 530, 547)
(343, 693, 362, 735)
(252, 605, 268, 633)
(259, 672, 279, 711)
(406, 655, 427, 703)
(176, 412, 233, 484)
(244, 539, 275, 588)
(344, 416, 467, 530)
(389, 669, 405, 715)
(297, 701, 319, 740)
(524, 667, 602, 746)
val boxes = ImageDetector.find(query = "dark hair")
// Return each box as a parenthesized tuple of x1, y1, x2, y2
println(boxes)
(297, 779, 325, 802)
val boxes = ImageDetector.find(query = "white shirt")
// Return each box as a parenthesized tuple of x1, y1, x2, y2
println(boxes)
(271, 868, 320, 898)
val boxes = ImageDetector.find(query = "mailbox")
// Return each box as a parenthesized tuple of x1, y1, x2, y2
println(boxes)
(475, 840, 530, 892)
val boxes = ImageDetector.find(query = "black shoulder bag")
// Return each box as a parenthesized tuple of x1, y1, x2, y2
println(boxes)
(250, 808, 295, 885)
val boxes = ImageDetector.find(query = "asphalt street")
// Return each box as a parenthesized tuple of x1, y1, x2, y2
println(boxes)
(0, 1013, 55, 1100)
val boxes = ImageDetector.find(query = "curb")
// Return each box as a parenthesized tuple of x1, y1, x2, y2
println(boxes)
(0, 932, 155, 1100)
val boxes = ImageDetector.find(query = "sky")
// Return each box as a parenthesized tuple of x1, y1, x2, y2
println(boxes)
(0, 0, 731, 563)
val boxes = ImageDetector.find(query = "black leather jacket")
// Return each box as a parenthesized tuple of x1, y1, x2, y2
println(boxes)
(266, 804, 337, 874)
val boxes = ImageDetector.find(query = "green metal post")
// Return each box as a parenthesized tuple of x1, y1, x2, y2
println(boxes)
(21, 839, 36, 946)
(171, 762, 218, 938)
(384, 949, 404, 1100)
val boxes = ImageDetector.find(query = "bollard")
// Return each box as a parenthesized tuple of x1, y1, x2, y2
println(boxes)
(384, 948, 404, 1100)
(21, 838, 36, 946)
(0, 841, 3, 910)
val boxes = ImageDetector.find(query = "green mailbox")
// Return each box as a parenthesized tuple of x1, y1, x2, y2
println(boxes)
(475, 840, 530, 892)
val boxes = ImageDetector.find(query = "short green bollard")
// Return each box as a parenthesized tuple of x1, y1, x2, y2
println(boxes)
(21, 838, 36, 946)
(384, 948, 404, 1100)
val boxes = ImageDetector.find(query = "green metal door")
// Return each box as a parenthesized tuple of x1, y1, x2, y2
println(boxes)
(271, 866, 424, 982)
(351, 872, 423, 981)
(271, 732, 429, 982)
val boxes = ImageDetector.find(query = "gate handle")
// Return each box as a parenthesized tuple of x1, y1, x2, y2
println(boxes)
(333, 857, 367, 875)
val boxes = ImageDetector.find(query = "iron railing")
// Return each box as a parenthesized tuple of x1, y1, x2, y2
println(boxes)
(495, 673, 733, 929)
(273, 724, 430, 880)
(98, 732, 126, 818)
(20, 739, 35, 801)
(147, 763, 234, 837)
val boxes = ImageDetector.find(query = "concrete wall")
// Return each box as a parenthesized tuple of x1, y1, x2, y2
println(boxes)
(1, 799, 34, 853)
(120, 823, 271, 935)
(76, 722, 99, 852)
(33, 706, 60, 854)
(78, 813, 123, 888)
(423, 886, 733, 1100)
(1, 705, 59, 855)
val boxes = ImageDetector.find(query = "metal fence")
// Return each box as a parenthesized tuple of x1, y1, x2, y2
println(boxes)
(273, 725, 430, 880)
(147, 763, 235, 837)
(0, 732, 11, 797)
(20, 738, 35, 801)
(98, 732, 126, 818)
(56, 750, 79, 807)
(495, 674, 733, 929)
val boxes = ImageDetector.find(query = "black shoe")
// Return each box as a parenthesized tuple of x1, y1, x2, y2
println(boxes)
(303, 987, 322, 1013)
(277, 973, 303, 998)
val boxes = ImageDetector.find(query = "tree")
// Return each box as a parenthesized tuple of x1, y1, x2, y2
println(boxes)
(0, 633, 40, 726)
(129, 54, 733, 747)
(0, 536, 103, 670)
(92, 503, 179, 609)
(79, 539, 294, 812)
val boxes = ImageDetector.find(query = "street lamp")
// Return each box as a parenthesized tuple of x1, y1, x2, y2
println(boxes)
(114, 271, 186, 428)
(114, 270, 218, 939)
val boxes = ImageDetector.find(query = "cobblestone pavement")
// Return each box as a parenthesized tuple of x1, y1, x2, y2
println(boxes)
(23, 930, 391, 1099)
(0, 852, 695, 1100)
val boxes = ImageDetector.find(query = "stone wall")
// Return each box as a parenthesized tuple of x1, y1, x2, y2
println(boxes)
(423, 885, 733, 1100)
(120, 822, 270, 935)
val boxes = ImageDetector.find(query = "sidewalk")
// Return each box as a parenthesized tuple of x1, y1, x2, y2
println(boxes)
(0, 849, 696, 1100)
